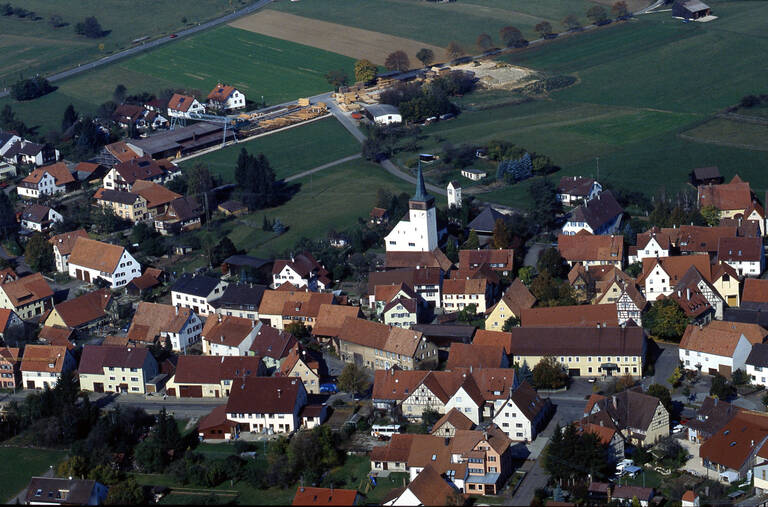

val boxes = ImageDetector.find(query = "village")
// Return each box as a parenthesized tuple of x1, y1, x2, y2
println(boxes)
(1, 0, 767, 505)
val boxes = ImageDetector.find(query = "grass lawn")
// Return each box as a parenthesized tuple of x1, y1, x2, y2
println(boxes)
(269, 0, 611, 50)
(0, 447, 68, 502)
(180, 117, 360, 181)
(621, 468, 663, 489)
(366, 472, 409, 504)
(681, 118, 768, 151)
(1, 26, 356, 136)
(0, 0, 256, 84)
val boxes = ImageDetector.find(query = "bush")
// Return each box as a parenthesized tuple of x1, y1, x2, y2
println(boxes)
(75, 16, 105, 38)
(10, 76, 55, 101)
(532, 356, 568, 389)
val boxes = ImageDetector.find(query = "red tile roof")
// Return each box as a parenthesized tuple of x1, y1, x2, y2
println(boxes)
(558, 232, 624, 263)
(521, 304, 618, 328)
(226, 376, 305, 414)
(291, 487, 358, 506)
(743, 278, 768, 304)
(174, 355, 264, 385)
(0, 273, 53, 308)
(49, 289, 111, 328)
(49, 229, 89, 256)
(445, 343, 506, 369)
(22, 162, 74, 187)
(20, 344, 69, 373)
(698, 176, 753, 211)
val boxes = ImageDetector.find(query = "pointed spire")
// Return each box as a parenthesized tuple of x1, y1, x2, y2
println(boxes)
(412, 161, 431, 202)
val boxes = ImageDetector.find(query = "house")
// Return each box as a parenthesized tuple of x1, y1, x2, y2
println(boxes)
(468, 207, 511, 245)
(506, 326, 645, 378)
(112, 103, 147, 129)
(19, 204, 63, 232)
(365, 104, 401, 125)
(0, 267, 17, 284)
(637, 254, 711, 301)
(201, 315, 262, 356)
(521, 304, 618, 328)
(43, 289, 113, 334)
(0, 308, 23, 344)
(673, 0, 711, 19)
(0, 131, 21, 158)
(198, 405, 236, 441)
(207, 83, 246, 111)
(628, 228, 671, 265)
(3, 139, 59, 167)
(382, 465, 458, 506)
(24, 477, 108, 506)
(459, 249, 514, 276)
(20, 344, 76, 390)
(0, 273, 54, 320)
(755, 462, 768, 496)
(561, 190, 623, 236)
(126, 267, 164, 297)
(678, 321, 766, 377)
(127, 123, 235, 159)
(668, 266, 724, 322)
(661, 224, 738, 258)
(576, 421, 624, 462)
(484, 279, 536, 332)
(718, 236, 764, 277)
(491, 381, 552, 442)
(79, 345, 159, 394)
(97, 140, 141, 166)
(165, 355, 265, 398)
(94, 187, 148, 223)
(102, 156, 175, 191)
(170, 274, 228, 317)
(431, 408, 475, 437)
(17, 163, 74, 199)
(312, 303, 363, 340)
(558, 232, 624, 268)
(153, 196, 204, 235)
(698, 175, 754, 219)
(556, 176, 602, 205)
(338, 317, 438, 371)
(0, 346, 21, 388)
(248, 325, 296, 370)
(280, 346, 324, 394)
(742, 278, 768, 311)
(126, 302, 202, 352)
(612, 486, 654, 507)
(699, 411, 768, 482)
(131, 179, 182, 219)
(220, 254, 272, 283)
(369, 267, 443, 308)
(384, 249, 453, 271)
(442, 278, 492, 313)
(686, 396, 740, 443)
(447, 180, 462, 209)
(461, 168, 486, 181)
(445, 343, 509, 370)
(370, 207, 389, 225)
(166, 93, 206, 118)
(710, 262, 740, 307)
(691, 166, 723, 186)
(385, 166, 438, 252)
(257, 290, 334, 330)
(226, 376, 308, 434)
(583, 388, 670, 445)
(218, 200, 247, 217)
(383, 297, 419, 329)
(49, 229, 88, 273)
(67, 237, 141, 288)
(37, 326, 75, 349)
(272, 251, 331, 290)
(209, 283, 267, 320)
(292, 486, 360, 506)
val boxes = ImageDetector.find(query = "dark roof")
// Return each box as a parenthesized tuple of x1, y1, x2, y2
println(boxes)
(21, 204, 52, 223)
(411, 323, 476, 340)
(557, 176, 597, 197)
(226, 376, 305, 414)
(511, 381, 550, 422)
(411, 163, 432, 203)
(174, 356, 263, 384)
(693, 166, 721, 180)
(79, 345, 154, 374)
(25, 477, 101, 505)
(507, 327, 644, 356)
(210, 283, 267, 310)
(368, 268, 441, 294)
(170, 273, 221, 297)
(468, 207, 508, 233)
(686, 396, 740, 439)
(568, 190, 623, 230)
(113, 156, 167, 184)
(613, 485, 654, 501)
(222, 254, 271, 270)
(747, 343, 768, 368)
(718, 236, 763, 262)
(249, 325, 296, 359)
(96, 188, 140, 205)
(725, 308, 768, 327)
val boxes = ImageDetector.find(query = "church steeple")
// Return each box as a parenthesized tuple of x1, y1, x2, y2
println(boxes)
(411, 161, 433, 205)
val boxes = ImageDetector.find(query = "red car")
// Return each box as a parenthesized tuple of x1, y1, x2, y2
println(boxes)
(169, 33, 178, 38)
(0, 182, 8, 189)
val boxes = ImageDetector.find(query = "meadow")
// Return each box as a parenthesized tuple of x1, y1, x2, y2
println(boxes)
(180, 118, 361, 181)
(0, 447, 68, 502)
(0, 0, 254, 84)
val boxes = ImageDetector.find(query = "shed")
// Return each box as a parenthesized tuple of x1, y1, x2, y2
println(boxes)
(691, 166, 723, 186)
(364, 104, 402, 125)
(673, 0, 711, 19)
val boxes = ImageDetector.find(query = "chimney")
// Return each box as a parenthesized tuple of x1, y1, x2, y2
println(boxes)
(220, 336, 224, 342)
(218, 314, 222, 323)
(252, 319, 256, 328)
(612, 395, 617, 409)
(686, 288, 691, 300)
(470, 365, 473, 374)
(277, 388, 282, 398)
(599, 420, 603, 427)
(175, 305, 179, 315)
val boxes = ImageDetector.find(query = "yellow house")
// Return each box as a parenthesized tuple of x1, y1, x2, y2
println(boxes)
(165, 355, 265, 398)
(485, 279, 535, 332)
(712, 263, 741, 307)
(281, 346, 322, 394)
(94, 187, 148, 223)
(755, 462, 768, 495)
(79, 345, 158, 394)
(0, 273, 54, 320)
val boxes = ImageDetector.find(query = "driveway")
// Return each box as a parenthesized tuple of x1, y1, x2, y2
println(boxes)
(650, 342, 680, 390)
(678, 438, 712, 478)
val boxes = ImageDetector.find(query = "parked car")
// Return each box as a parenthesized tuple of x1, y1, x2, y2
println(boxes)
(169, 33, 178, 38)
(319, 383, 338, 394)
(673, 424, 686, 433)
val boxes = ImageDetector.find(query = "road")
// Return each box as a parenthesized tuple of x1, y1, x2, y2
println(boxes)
(284, 154, 362, 182)
(0, 0, 275, 98)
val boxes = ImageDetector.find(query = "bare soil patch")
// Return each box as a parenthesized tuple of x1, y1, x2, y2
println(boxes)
(452, 60, 536, 90)
(229, 10, 443, 65)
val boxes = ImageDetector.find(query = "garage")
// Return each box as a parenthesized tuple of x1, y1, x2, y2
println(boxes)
(93, 382, 104, 393)
(179, 385, 203, 398)
(568, 368, 580, 377)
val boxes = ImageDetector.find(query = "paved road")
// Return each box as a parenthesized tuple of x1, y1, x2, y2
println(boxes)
(0, 0, 274, 98)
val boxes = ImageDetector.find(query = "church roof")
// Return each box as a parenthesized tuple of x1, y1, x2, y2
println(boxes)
(411, 163, 432, 203)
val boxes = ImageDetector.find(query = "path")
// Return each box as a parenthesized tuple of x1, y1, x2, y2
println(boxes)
(284, 154, 362, 182)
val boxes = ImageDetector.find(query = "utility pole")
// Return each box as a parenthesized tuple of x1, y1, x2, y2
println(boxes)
(596, 157, 600, 181)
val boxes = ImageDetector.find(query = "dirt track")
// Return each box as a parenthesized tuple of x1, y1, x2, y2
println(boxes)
(229, 10, 443, 65)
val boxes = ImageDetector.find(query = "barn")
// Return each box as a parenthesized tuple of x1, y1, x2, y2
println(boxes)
(364, 104, 402, 125)
(673, 0, 711, 19)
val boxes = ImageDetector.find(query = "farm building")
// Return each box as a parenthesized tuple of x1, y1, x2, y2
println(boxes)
(690, 166, 723, 186)
(461, 168, 487, 181)
(673, 0, 711, 19)
(127, 124, 236, 159)
(364, 104, 401, 125)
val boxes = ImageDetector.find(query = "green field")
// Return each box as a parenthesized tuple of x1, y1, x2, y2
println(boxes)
(0, 447, 68, 502)
(681, 118, 768, 151)
(269, 0, 619, 51)
(0, 0, 255, 85)
(1, 26, 356, 135)
(180, 117, 361, 181)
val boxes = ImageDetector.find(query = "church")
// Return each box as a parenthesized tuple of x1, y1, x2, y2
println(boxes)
(384, 164, 438, 252)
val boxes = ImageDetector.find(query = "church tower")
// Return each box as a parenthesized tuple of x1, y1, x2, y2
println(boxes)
(384, 163, 438, 252)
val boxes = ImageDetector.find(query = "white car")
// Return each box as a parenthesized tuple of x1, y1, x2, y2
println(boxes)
(616, 459, 633, 473)
(673, 424, 686, 433)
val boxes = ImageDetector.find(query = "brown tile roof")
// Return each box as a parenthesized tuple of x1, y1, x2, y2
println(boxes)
(521, 304, 618, 328)
(174, 355, 264, 384)
(459, 249, 514, 271)
(370, 207, 388, 218)
(637, 254, 711, 286)
(744, 279, 768, 304)
(0, 309, 17, 332)
(226, 376, 304, 414)
(292, 487, 358, 506)
(131, 179, 181, 208)
(680, 321, 766, 356)
(464, 367, 517, 401)
(280, 293, 334, 320)
(385, 249, 453, 271)
(442, 277, 487, 295)
(168, 93, 198, 112)
(698, 176, 753, 211)
(472, 329, 513, 354)
(0, 273, 53, 308)
(577, 421, 617, 445)
(207, 84, 237, 102)
(506, 326, 644, 357)
(635, 227, 671, 250)
(127, 268, 163, 291)
(612, 486, 654, 502)
(557, 176, 597, 197)
(370, 433, 416, 463)
(663, 225, 738, 255)
(718, 236, 763, 262)
(431, 408, 475, 434)
(401, 465, 456, 505)
(127, 302, 193, 343)
(700, 412, 768, 472)
(280, 345, 321, 375)
(79, 345, 152, 374)
(0, 267, 18, 284)
(272, 251, 327, 278)
(68, 237, 127, 273)
(367, 268, 441, 294)
(338, 317, 424, 357)
(382, 296, 418, 315)
(198, 404, 230, 432)
(49, 229, 89, 256)
(372, 369, 430, 401)
(102, 335, 130, 347)
(49, 289, 111, 329)
(202, 315, 256, 348)
(259, 289, 327, 315)
(445, 343, 506, 369)
(113, 156, 167, 185)
(38, 326, 74, 346)
(452, 424, 512, 455)
(667, 285, 712, 319)
(22, 162, 75, 186)
(249, 325, 296, 359)
(20, 344, 69, 373)
(105, 141, 141, 163)
(558, 232, 624, 263)
(491, 278, 536, 317)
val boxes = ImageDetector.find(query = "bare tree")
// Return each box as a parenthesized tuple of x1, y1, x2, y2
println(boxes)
(535, 21, 553, 39)
(562, 14, 581, 31)
(445, 41, 464, 60)
(476, 33, 493, 52)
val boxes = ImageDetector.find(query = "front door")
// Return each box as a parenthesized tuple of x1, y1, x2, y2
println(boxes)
(93, 382, 104, 393)
(26, 380, 35, 389)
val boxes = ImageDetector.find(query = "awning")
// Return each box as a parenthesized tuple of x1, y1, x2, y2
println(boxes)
(601, 363, 619, 370)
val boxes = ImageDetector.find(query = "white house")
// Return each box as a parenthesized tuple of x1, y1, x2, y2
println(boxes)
(718, 237, 765, 277)
(2, 139, 59, 167)
(207, 83, 246, 111)
(556, 176, 602, 205)
(385, 165, 438, 252)
(447, 180, 462, 209)
(202, 315, 262, 356)
(16, 163, 74, 199)
(637, 254, 711, 302)
(746, 343, 768, 388)
(461, 168, 486, 181)
(271, 251, 330, 291)
(628, 229, 671, 265)
(167, 93, 206, 118)
(491, 382, 550, 442)
(0, 132, 21, 157)
(679, 323, 755, 377)
(127, 302, 202, 352)
(170, 274, 228, 317)
(49, 229, 89, 273)
(20, 345, 76, 390)
(225, 377, 308, 434)
(20, 204, 63, 232)
(67, 237, 141, 288)
(365, 104, 401, 125)
(561, 190, 623, 236)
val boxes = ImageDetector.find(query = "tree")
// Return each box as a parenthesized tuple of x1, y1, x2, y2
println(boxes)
(644, 298, 688, 342)
(113, 84, 127, 104)
(105, 478, 144, 505)
(385, 50, 410, 72)
(49, 14, 65, 27)
(24, 233, 54, 273)
(532, 356, 568, 389)
(710, 373, 736, 400)
(562, 14, 582, 31)
(464, 229, 480, 250)
(647, 383, 673, 414)
(75, 16, 104, 38)
(528, 178, 562, 230)
(667, 366, 683, 387)
(613, 1, 630, 18)
(324, 69, 349, 91)
(415, 48, 434, 67)
(700, 205, 720, 226)
(354, 59, 377, 83)
(587, 5, 608, 24)
(535, 21, 553, 38)
(732, 368, 750, 386)
(61, 104, 78, 132)
(0, 191, 16, 239)
(338, 363, 369, 394)
(518, 266, 534, 286)
(10, 76, 55, 101)
(492, 218, 511, 249)
(545, 423, 615, 484)
(537, 247, 567, 279)
(499, 26, 526, 47)
(476, 33, 494, 52)
(502, 316, 520, 331)
(445, 41, 464, 60)
(187, 164, 214, 196)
